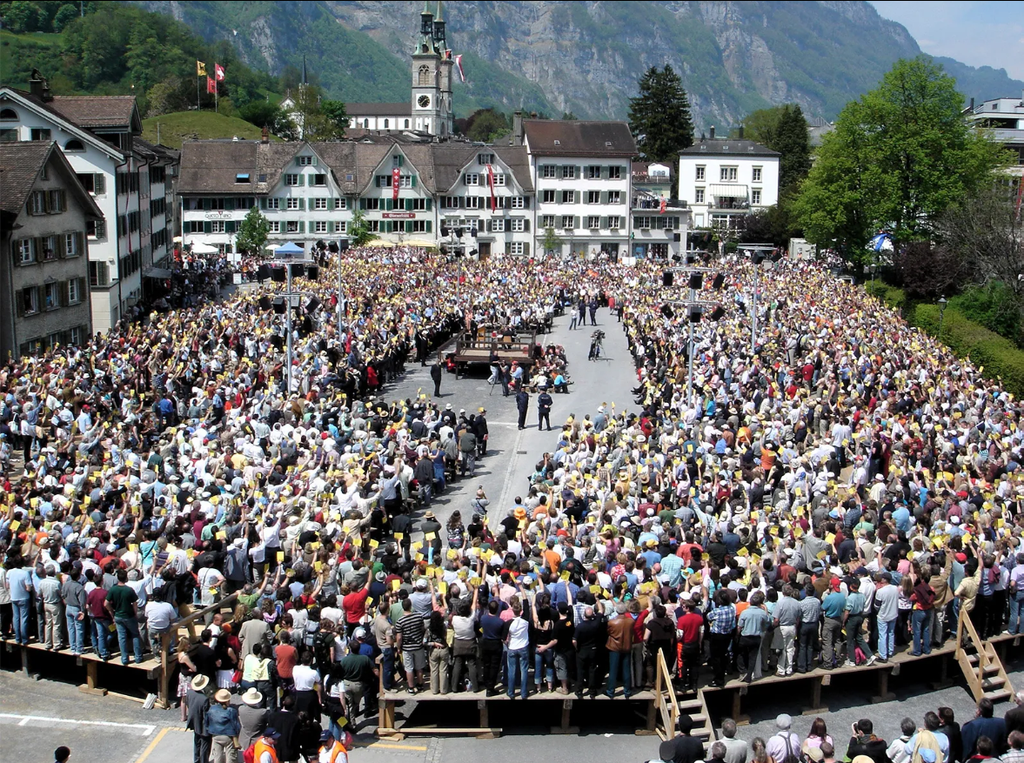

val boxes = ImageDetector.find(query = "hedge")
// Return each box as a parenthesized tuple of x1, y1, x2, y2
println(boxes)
(864, 281, 907, 311)
(912, 303, 1024, 397)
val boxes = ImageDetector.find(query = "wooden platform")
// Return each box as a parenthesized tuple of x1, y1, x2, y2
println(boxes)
(451, 330, 539, 377)
(2, 639, 162, 700)
(702, 632, 1022, 723)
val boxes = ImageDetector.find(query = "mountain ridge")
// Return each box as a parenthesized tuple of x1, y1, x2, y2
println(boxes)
(135, 1, 1024, 127)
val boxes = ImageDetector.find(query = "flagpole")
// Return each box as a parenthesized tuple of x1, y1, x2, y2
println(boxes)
(197, 74, 200, 111)
(215, 81, 218, 113)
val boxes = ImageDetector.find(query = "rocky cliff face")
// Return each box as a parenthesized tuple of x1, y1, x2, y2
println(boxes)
(137, 0, 1024, 127)
(317, 0, 929, 124)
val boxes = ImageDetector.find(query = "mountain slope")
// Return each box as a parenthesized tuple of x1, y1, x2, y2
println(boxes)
(134, 1, 1024, 127)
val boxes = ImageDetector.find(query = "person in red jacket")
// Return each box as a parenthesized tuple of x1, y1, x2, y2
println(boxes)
(341, 576, 371, 637)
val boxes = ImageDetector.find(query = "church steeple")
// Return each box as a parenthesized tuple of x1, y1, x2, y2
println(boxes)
(417, 2, 435, 55)
(433, 1, 446, 53)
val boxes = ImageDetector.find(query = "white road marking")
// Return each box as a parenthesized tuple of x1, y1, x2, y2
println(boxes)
(0, 713, 155, 735)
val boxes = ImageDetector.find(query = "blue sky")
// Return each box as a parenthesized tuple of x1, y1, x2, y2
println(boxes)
(870, 1, 1024, 80)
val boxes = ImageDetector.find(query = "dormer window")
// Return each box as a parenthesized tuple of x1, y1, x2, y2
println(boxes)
(235, 173, 250, 183)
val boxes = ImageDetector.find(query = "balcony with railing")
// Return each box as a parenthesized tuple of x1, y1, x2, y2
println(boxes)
(632, 190, 687, 211)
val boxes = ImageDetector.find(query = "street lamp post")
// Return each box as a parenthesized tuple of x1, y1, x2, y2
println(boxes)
(938, 296, 948, 339)
(751, 256, 758, 355)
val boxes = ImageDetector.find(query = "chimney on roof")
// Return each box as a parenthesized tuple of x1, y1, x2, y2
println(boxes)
(738, 125, 744, 140)
(970, 97, 975, 111)
(29, 69, 52, 102)
(709, 125, 715, 140)
(513, 110, 524, 146)
(261, 126, 269, 143)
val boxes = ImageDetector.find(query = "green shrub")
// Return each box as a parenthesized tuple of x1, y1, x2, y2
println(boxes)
(865, 280, 906, 310)
(912, 303, 1024, 397)
(948, 282, 1021, 346)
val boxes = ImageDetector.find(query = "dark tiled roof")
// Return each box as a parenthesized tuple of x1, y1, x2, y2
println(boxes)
(523, 120, 636, 157)
(0, 141, 50, 216)
(178, 140, 533, 195)
(346, 103, 412, 117)
(680, 138, 780, 157)
(50, 95, 138, 129)
(178, 140, 261, 194)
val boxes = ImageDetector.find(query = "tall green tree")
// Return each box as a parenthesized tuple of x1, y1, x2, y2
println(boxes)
(745, 104, 811, 195)
(541, 227, 564, 257)
(348, 210, 373, 247)
(628, 65, 694, 162)
(235, 207, 270, 257)
(795, 57, 1009, 259)
(291, 86, 346, 141)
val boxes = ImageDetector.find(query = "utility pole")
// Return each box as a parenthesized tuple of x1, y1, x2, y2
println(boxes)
(751, 256, 758, 355)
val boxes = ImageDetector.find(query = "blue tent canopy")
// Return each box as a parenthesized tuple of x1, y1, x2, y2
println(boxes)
(274, 242, 304, 256)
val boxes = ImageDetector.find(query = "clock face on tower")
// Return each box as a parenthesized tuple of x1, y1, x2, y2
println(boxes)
(418, 95, 431, 108)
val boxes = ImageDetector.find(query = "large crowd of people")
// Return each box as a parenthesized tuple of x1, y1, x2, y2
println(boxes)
(3, 248, 1024, 763)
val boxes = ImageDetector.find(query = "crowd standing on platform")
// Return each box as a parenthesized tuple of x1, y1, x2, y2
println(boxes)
(4, 250, 1024, 762)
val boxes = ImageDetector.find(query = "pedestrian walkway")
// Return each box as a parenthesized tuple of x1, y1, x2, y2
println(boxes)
(380, 303, 639, 533)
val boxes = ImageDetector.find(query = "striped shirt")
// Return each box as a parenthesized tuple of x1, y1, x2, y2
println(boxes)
(396, 613, 426, 651)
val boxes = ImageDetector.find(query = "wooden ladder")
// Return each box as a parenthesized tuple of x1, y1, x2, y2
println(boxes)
(956, 609, 1014, 703)
(652, 650, 716, 747)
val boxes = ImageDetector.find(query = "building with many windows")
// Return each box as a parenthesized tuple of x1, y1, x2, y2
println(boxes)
(0, 141, 101, 359)
(178, 135, 535, 257)
(0, 78, 176, 333)
(678, 127, 780, 232)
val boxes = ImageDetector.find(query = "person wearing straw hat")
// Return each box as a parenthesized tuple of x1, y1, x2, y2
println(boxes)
(185, 674, 211, 763)
(238, 687, 268, 754)
(207, 688, 241, 763)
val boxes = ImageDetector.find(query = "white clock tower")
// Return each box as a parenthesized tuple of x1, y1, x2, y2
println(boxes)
(410, 1, 453, 138)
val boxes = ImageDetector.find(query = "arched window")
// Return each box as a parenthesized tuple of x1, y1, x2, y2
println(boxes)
(383, 119, 389, 129)
(64, 139, 85, 152)
(0, 108, 18, 121)
(363, 119, 369, 129)
(418, 65, 431, 86)
(404, 119, 410, 129)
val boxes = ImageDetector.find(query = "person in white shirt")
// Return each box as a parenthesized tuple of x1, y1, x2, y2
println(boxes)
(292, 650, 323, 718)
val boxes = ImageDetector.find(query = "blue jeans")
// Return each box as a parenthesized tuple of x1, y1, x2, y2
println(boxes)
(912, 609, 932, 655)
(534, 647, 554, 688)
(381, 647, 395, 691)
(65, 605, 85, 654)
(506, 647, 529, 699)
(115, 616, 145, 664)
(1009, 595, 1024, 634)
(11, 599, 30, 644)
(606, 649, 632, 698)
(92, 617, 112, 658)
(877, 617, 896, 660)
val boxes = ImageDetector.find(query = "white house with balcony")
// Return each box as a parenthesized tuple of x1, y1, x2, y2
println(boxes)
(678, 128, 780, 232)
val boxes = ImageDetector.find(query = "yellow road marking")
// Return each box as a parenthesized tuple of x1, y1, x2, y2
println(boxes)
(358, 742, 430, 750)
(135, 726, 170, 763)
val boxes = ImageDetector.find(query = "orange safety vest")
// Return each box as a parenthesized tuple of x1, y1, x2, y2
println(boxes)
(253, 739, 280, 763)
(322, 741, 348, 763)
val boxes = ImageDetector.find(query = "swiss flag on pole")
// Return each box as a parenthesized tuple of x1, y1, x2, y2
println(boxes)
(392, 167, 401, 204)
(215, 63, 226, 82)
(206, 77, 217, 95)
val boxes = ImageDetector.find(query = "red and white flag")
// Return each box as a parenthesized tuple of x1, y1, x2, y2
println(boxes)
(659, 198, 667, 215)
(454, 54, 466, 83)
(486, 164, 497, 212)
(214, 63, 226, 82)
(392, 167, 401, 204)
(206, 76, 217, 95)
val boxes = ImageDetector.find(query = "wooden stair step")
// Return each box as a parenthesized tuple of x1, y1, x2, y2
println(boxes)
(984, 689, 1013, 703)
